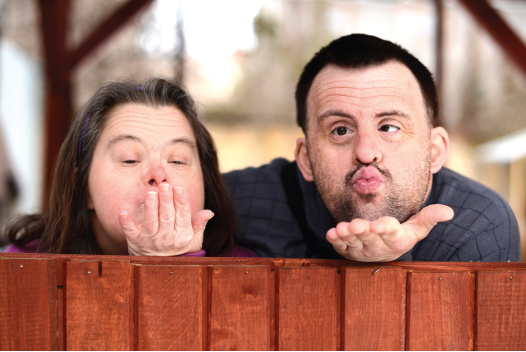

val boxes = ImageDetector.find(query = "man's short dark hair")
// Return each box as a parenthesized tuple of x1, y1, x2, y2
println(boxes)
(295, 33, 438, 133)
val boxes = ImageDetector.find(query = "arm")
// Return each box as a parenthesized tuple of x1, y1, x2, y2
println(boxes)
(118, 183, 214, 256)
(326, 204, 454, 262)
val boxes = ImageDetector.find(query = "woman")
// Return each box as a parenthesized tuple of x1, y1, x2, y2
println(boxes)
(5, 78, 254, 257)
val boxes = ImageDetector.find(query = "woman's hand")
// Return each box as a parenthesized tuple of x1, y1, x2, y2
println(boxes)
(118, 183, 214, 256)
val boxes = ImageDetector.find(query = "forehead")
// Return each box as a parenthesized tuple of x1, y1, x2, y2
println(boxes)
(101, 103, 195, 142)
(306, 61, 427, 127)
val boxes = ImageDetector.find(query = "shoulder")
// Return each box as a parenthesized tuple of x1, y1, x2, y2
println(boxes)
(223, 158, 291, 186)
(216, 246, 259, 257)
(424, 167, 520, 261)
(433, 167, 512, 217)
(3, 239, 43, 253)
(222, 158, 292, 200)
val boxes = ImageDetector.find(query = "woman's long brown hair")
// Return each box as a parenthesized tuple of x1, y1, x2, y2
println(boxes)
(6, 78, 236, 255)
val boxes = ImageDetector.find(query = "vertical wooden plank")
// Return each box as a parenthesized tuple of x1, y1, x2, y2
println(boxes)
(209, 265, 272, 350)
(269, 270, 276, 351)
(343, 266, 402, 350)
(57, 287, 64, 351)
(65, 260, 133, 350)
(0, 258, 58, 351)
(476, 270, 526, 350)
(406, 272, 471, 351)
(277, 267, 339, 351)
(136, 265, 206, 350)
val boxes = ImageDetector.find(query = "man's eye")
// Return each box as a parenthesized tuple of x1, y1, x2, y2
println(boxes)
(332, 126, 350, 136)
(123, 160, 137, 164)
(379, 125, 400, 133)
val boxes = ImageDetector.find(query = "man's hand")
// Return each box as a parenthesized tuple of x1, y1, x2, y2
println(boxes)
(119, 183, 214, 256)
(326, 204, 454, 262)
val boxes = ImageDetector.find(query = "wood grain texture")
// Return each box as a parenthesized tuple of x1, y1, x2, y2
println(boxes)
(277, 267, 339, 351)
(343, 266, 402, 350)
(65, 260, 133, 350)
(0, 258, 58, 350)
(136, 265, 206, 350)
(476, 270, 526, 350)
(209, 265, 272, 351)
(406, 271, 471, 351)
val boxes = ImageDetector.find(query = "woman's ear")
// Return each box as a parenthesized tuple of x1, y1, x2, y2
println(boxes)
(295, 137, 314, 182)
(430, 126, 449, 174)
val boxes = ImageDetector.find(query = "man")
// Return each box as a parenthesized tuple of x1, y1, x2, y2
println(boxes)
(224, 34, 520, 262)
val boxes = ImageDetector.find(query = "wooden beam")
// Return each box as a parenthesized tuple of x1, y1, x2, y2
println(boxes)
(458, 0, 526, 78)
(38, 0, 72, 195)
(69, 0, 154, 69)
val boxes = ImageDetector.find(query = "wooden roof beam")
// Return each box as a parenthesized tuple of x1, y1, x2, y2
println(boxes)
(69, 0, 154, 70)
(458, 0, 526, 78)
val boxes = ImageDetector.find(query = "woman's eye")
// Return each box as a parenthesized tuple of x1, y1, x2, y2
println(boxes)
(379, 125, 400, 133)
(171, 160, 184, 165)
(123, 160, 137, 164)
(332, 126, 350, 136)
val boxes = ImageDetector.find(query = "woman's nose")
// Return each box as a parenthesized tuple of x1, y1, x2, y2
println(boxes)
(145, 165, 168, 187)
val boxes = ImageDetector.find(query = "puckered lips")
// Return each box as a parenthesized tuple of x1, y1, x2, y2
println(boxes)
(350, 166, 385, 194)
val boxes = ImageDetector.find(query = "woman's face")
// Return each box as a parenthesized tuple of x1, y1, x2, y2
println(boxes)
(87, 103, 205, 255)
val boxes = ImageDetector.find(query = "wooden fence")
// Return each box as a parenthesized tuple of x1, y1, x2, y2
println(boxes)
(0, 253, 525, 350)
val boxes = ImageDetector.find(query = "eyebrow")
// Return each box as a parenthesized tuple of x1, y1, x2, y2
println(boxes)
(316, 109, 412, 125)
(107, 134, 197, 150)
(375, 110, 412, 120)
(316, 110, 354, 126)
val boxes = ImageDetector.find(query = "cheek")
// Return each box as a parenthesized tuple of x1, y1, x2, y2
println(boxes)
(311, 141, 350, 178)
(89, 166, 141, 223)
(178, 171, 205, 215)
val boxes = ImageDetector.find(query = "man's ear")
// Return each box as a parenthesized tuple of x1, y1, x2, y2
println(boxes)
(430, 126, 449, 174)
(295, 137, 314, 182)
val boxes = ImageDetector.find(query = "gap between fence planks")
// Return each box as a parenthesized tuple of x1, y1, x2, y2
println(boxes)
(1, 254, 526, 351)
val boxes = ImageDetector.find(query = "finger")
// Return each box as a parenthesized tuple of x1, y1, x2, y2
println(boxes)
(158, 183, 175, 235)
(405, 204, 454, 240)
(326, 228, 349, 253)
(192, 210, 214, 240)
(173, 186, 192, 232)
(334, 221, 366, 250)
(370, 216, 400, 237)
(347, 218, 384, 248)
(119, 211, 141, 240)
(347, 219, 370, 238)
(142, 191, 159, 236)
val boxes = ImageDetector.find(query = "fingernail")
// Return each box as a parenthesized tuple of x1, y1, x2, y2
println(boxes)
(147, 191, 157, 200)
(159, 183, 169, 192)
(174, 186, 183, 195)
(120, 211, 128, 217)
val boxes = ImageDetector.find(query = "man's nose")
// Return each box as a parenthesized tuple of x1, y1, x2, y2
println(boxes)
(145, 164, 168, 187)
(353, 130, 381, 165)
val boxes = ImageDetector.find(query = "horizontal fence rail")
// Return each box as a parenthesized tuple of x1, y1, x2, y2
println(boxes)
(0, 253, 525, 350)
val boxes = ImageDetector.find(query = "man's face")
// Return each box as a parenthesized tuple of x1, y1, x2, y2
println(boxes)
(300, 61, 435, 223)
